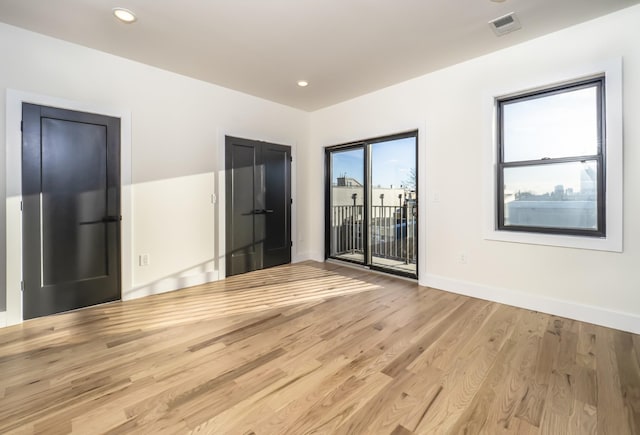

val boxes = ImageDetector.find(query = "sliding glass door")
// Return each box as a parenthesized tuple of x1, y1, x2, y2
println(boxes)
(326, 131, 417, 278)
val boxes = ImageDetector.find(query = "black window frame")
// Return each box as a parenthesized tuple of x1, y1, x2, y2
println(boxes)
(496, 76, 606, 238)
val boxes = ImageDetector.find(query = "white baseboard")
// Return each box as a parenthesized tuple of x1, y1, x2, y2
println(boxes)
(292, 252, 310, 263)
(308, 252, 325, 262)
(423, 274, 640, 335)
(293, 251, 325, 263)
(123, 270, 220, 301)
(0, 311, 6, 328)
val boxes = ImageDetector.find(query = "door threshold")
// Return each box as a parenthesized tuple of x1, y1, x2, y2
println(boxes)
(325, 258, 418, 283)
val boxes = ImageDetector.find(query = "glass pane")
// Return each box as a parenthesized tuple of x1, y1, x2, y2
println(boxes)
(370, 137, 417, 275)
(330, 148, 364, 262)
(503, 161, 598, 230)
(503, 85, 599, 162)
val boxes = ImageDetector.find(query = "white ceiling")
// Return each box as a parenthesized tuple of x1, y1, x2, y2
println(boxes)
(0, 0, 638, 111)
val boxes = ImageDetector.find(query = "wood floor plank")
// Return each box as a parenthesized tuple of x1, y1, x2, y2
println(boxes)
(448, 338, 519, 434)
(0, 261, 637, 434)
(407, 299, 496, 374)
(381, 298, 475, 379)
(568, 400, 597, 435)
(334, 367, 442, 434)
(477, 310, 548, 433)
(613, 331, 640, 433)
(280, 371, 393, 434)
(188, 358, 324, 433)
(221, 356, 350, 434)
(414, 305, 523, 433)
(595, 325, 633, 435)
(577, 322, 597, 370)
(390, 424, 415, 435)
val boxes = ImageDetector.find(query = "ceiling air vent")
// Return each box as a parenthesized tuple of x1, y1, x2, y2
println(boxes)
(489, 12, 521, 36)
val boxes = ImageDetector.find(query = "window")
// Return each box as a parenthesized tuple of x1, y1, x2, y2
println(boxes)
(496, 77, 605, 237)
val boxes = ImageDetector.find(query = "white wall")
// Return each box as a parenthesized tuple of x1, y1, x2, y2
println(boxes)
(1, 22, 310, 323)
(309, 5, 640, 333)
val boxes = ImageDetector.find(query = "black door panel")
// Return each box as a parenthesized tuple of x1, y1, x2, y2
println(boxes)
(227, 142, 260, 274)
(22, 104, 121, 320)
(263, 145, 291, 268)
(42, 118, 108, 285)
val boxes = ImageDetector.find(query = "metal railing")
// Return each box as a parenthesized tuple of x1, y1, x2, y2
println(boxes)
(330, 204, 417, 264)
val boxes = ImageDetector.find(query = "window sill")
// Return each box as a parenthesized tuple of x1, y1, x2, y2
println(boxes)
(484, 228, 622, 252)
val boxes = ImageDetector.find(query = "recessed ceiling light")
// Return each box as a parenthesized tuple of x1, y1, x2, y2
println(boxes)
(113, 8, 137, 23)
(297, 80, 309, 87)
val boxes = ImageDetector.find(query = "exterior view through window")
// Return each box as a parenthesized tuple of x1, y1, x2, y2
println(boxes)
(497, 77, 605, 237)
(326, 131, 417, 278)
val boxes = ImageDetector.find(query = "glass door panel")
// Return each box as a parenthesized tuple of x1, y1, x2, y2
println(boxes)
(369, 137, 417, 275)
(329, 147, 365, 264)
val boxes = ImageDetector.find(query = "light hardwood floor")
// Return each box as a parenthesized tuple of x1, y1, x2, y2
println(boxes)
(1, 261, 638, 434)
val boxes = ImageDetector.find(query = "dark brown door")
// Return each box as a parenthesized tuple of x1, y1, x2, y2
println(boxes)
(22, 103, 121, 320)
(225, 136, 291, 276)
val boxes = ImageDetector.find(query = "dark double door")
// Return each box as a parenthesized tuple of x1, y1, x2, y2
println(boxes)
(22, 103, 121, 320)
(225, 136, 291, 276)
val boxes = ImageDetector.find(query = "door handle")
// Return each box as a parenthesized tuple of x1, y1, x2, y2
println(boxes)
(102, 215, 122, 223)
(264, 209, 274, 214)
(78, 216, 121, 225)
(252, 209, 266, 215)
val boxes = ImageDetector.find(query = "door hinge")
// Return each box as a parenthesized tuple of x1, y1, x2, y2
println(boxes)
(289, 156, 293, 162)
(20, 201, 23, 211)
(290, 198, 293, 204)
(290, 241, 293, 247)
(21, 120, 23, 132)
(21, 281, 24, 291)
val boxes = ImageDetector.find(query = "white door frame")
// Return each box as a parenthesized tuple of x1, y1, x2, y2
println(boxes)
(216, 129, 299, 280)
(5, 89, 133, 326)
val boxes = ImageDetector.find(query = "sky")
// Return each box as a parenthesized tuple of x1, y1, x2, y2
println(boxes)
(503, 84, 599, 194)
(331, 137, 416, 189)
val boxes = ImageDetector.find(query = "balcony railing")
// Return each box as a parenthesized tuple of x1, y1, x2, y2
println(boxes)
(330, 204, 417, 265)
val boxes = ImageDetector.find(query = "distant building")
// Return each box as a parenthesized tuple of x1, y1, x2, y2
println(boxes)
(336, 176, 362, 187)
(506, 169, 598, 229)
(332, 179, 413, 207)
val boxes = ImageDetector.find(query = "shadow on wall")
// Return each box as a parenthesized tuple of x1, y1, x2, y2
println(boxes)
(125, 258, 219, 301)
(128, 172, 218, 299)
